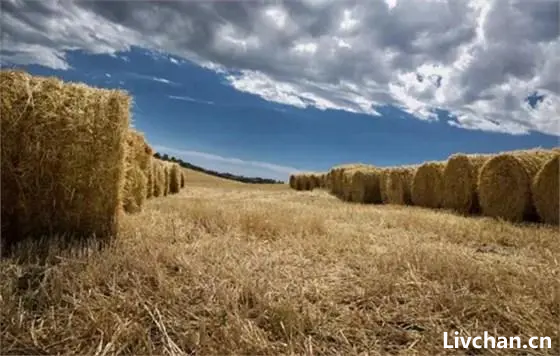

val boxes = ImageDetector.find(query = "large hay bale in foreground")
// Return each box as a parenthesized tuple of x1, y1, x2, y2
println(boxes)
(386, 166, 416, 205)
(411, 161, 446, 209)
(1, 70, 130, 248)
(169, 163, 181, 194)
(478, 149, 557, 222)
(351, 168, 382, 204)
(153, 160, 166, 197)
(532, 154, 559, 225)
(442, 154, 491, 214)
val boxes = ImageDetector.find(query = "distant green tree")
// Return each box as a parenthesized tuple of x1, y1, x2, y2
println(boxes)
(154, 152, 162, 159)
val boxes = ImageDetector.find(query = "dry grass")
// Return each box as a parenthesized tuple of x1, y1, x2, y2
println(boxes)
(2, 173, 557, 355)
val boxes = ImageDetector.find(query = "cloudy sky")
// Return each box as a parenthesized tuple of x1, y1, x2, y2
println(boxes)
(2, 0, 559, 181)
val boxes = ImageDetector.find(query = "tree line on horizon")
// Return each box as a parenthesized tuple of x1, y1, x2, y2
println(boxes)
(154, 152, 285, 185)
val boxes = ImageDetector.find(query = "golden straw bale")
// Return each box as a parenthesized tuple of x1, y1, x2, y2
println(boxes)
(386, 166, 417, 205)
(123, 165, 147, 213)
(289, 175, 297, 189)
(341, 168, 362, 201)
(153, 160, 166, 197)
(169, 163, 181, 194)
(180, 170, 186, 189)
(532, 154, 559, 224)
(411, 161, 446, 209)
(350, 168, 382, 203)
(478, 149, 557, 222)
(331, 164, 369, 197)
(442, 154, 491, 214)
(146, 159, 154, 199)
(122, 130, 151, 213)
(163, 163, 170, 196)
(1, 70, 130, 248)
(378, 168, 392, 203)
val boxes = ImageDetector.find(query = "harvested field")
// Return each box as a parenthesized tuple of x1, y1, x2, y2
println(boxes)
(2, 176, 557, 355)
(0, 70, 130, 250)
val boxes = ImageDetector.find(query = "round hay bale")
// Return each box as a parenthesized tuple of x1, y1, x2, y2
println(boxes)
(411, 161, 446, 208)
(378, 169, 391, 203)
(351, 168, 382, 204)
(331, 164, 369, 198)
(163, 163, 170, 196)
(169, 163, 181, 194)
(478, 149, 557, 222)
(442, 154, 491, 214)
(146, 160, 155, 199)
(532, 154, 559, 225)
(386, 166, 416, 205)
(341, 169, 360, 202)
(289, 175, 297, 190)
(123, 166, 148, 214)
(153, 160, 166, 197)
(180, 170, 186, 189)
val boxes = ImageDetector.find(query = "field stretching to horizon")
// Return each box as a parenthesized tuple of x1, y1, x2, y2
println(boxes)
(1, 70, 559, 355)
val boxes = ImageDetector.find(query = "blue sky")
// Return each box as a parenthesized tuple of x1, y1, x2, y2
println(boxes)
(2, 0, 558, 181)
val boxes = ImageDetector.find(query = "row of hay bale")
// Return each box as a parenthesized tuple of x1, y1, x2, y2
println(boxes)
(0, 70, 187, 252)
(122, 129, 187, 214)
(288, 172, 326, 191)
(291, 148, 559, 225)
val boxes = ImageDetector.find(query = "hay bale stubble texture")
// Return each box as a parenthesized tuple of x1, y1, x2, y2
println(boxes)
(1, 70, 130, 248)
(532, 154, 560, 225)
(411, 161, 446, 209)
(478, 149, 557, 222)
(442, 154, 491, 214)
(350, 168, 382, 204)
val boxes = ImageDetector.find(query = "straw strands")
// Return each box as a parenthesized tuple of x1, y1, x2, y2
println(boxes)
(478, 149, 558, 222)
(1, 70, 130, 248)
(532, 154, 559, 225)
